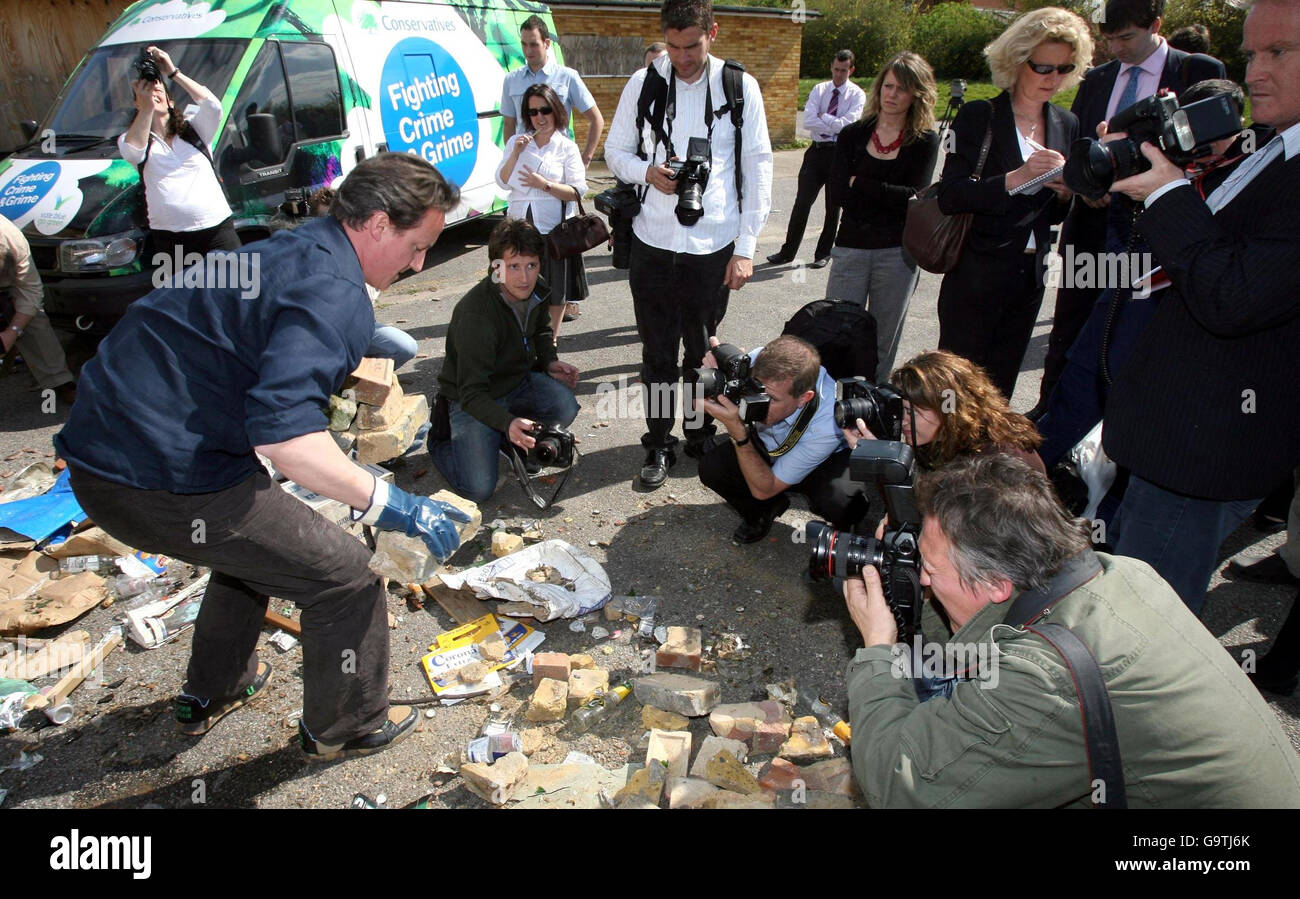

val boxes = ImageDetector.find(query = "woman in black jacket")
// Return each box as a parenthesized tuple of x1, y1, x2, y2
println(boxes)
(827, 51, 941, 382)
(935, 6, 1091, 401)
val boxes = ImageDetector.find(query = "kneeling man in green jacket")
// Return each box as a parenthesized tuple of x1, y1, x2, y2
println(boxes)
(844, 453, 1300, 808)
(429, 218, 580, 503)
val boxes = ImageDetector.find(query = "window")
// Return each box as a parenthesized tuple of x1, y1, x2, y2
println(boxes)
(281, 42, 345, 142)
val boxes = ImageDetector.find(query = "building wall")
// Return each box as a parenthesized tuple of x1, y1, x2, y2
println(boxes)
(549, 4, 805, 156)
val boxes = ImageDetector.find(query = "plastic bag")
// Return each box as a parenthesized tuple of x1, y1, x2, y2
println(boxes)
(439, 540, 610, 621)
(1069, 421, 1117, 522)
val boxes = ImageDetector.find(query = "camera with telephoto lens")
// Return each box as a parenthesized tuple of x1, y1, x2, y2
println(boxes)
(949, 79, 967, 102)
(806, 440, 925, 640)
(833, 377, 906, 441)
(594, 181, 641, 270)
(1063, 90, 1243, 199)
(665, 136, 712, 226)
(528, 423, 576, 469)
(134, 47, 162, 83)
(689, 343, 770, 424)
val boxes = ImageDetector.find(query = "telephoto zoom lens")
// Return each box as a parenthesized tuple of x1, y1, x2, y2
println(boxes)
(806, 520, 882, 581)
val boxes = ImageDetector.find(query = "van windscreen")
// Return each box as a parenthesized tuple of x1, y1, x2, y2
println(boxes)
(38, 40, 247, 155)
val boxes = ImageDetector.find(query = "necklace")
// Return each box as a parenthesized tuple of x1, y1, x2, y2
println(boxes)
(1013, 108, 1039, 139)
(871, 127, 904, 154)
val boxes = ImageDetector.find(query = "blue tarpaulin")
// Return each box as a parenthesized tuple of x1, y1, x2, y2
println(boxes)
(0, 470, 86, 544)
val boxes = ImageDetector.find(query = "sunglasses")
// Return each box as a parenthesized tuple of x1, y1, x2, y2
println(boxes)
(527, 106, 553, 117)
(1025, 60, 1076, 75)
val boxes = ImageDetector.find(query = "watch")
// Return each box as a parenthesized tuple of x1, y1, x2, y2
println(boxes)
(168, 67, 181, 80)
(732, 432, 751, 447)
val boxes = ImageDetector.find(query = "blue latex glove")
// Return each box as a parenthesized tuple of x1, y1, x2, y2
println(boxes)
(358, 481, 472, 563)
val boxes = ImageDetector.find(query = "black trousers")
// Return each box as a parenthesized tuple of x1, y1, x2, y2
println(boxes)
(698, 443, 870, 531)
(937, 246, 1046, 401)
(629, 236, 733, 449)
(1039, 202, 1106, 404)
(68, 465, 390, 745)
(779, 144, 840, 262)
(149, 217, 241, 261)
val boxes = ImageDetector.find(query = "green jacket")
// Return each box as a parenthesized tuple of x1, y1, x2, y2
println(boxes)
(437, 275, 559, 433)
(846, 552, 1300, 808)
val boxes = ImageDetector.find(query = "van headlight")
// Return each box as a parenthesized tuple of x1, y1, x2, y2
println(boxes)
(59, 231, 145, 273)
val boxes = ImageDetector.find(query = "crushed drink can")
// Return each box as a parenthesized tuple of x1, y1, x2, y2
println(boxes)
(466, 731, 522, 763)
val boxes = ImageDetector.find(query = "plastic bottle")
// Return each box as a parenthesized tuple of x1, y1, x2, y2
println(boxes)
(809, 696, 852, 745)
(57, 555, 116, 575)
(568, 680, 633, 734)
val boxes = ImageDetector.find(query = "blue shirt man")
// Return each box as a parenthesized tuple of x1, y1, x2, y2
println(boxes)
(500, 14, 604, 167)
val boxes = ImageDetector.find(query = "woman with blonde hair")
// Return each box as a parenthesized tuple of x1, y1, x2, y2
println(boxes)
(844, 350, 1045, 474)
(827, 51, 942, 382)
(935, 7, 1092, 401)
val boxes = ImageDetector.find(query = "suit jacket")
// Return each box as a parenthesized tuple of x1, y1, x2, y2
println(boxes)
(1062, 49, 1226, 249)
(1102, 144, 1300, 501)
(936, 92, 1077, 257)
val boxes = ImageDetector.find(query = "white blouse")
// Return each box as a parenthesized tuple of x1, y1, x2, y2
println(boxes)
(495, 132, 588, 235)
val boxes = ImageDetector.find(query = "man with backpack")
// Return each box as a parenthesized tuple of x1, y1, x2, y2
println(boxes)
(696, 335, 869, 544)
(603, 0, 773, 490)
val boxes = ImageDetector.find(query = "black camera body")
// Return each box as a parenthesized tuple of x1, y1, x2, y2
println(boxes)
(134, 47, 162, 83)
(666, 136, 712, 226)
(807, 440, 925, 640)
(594, 181, 642, 270)
(833, 377, 906, 440)
(691, 343, 770, 424)
(1063, 90, 1242, 198)
(528, 423, 576, 469)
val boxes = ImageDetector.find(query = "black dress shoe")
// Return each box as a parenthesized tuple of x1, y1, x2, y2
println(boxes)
(808, 256, 830, 269)
(1253, 511, 1287, 534)
(732, 494, 791, 545)
(1248, 669, 1300, 696)
(1227, 552, 1300, 585)
(683, 434, 721, 459)
(639, 447, 676, 489)
(766, 252, 794, 265)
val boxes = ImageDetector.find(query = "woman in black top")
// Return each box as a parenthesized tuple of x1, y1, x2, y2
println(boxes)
(935, 6, 1090, 401)
(827, 51, 940, 382)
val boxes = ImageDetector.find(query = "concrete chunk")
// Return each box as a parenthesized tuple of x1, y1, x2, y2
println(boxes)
(614, 764, 666, 808)
(633, 673, 720, 717)
(667, 777, 720, 809)
(459, 751, 528, 805)
(568, 668, 610, 707)
(353, 393, 428, 464)
(642, 705, 690, 732)
(690, 735, 749, 778)
(704, 749, 762, 794)
(328, 394, 357, 431)
(524, 677, 568, 722)
(646, 729, 692, 781)
(492, 530, 525, 557)
(779, 715, 834, 762)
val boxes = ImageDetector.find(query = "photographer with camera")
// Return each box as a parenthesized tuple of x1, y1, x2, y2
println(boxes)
(841, 454, 1300, 808)
(695, 335, 869, 544)
(429, 218, 580, 504)
(603, 0, 773, 489)
(118, 46, 238, 260)
(1089, 0, 1300, 615)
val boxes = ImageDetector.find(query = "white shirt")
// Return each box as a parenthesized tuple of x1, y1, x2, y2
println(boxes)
(1014, 128, 1047, 252)
(1105, 38, 1169, 123)
(495, 132, 588, 235)
(117, 95, 231, 233)
(802, 79, 866, 143)
(605, 54, 773, 259)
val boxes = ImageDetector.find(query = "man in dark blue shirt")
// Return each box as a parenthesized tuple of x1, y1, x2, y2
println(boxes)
(56, 154, 467, 762)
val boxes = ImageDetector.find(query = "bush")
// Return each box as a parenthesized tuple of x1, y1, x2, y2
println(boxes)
(800, 0, 915, 79)
(912, 2, 1007, 80)
(1161, 0, 1248, 83)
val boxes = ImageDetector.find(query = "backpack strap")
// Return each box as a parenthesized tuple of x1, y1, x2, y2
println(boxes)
(1026, 622, 1128, 809)
(635, 62, 671, 163)
(721, 59, 745, 211)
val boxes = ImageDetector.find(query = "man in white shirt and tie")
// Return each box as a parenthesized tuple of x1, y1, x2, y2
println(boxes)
(1100, 0, 1300, 622)
(604, 0, 773, 488)
(768, 50, 864, 270)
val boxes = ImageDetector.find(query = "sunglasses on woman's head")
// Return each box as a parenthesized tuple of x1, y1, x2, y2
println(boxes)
(1025, 60, 1076, 75)
(527, 106, 552, 116)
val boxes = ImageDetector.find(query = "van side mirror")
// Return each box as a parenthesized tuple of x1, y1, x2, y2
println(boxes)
(245, 113, 282, 165)
(19, 120, 38, 141)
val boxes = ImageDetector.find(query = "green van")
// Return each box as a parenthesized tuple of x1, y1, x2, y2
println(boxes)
(0, 0, 564, 336)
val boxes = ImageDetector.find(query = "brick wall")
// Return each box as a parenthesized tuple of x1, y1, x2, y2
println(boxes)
(550, 5, 804, 157)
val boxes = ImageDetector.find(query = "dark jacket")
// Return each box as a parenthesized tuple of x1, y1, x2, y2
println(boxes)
(828, 119, 940, 250)
(1062, 48, 1226, 251)
(936, 92, 1077, 257)
(1103, 143, 1300, 500)
(437, 275, 560, 433)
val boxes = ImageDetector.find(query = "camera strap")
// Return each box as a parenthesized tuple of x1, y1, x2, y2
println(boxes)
(1003, 548, 1126, 808)
(504, 445, 578, 511)
(765, 391, 819, 459)
(664, 58, 717, 161)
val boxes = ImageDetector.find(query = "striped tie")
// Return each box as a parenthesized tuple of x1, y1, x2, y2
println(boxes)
(827, 87, 839, 117)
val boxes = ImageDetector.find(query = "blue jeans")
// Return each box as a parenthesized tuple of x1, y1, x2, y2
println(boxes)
(428, 373, 579, 503)
(1111, 474, 1260, 616)
(366, 324, 418, 370)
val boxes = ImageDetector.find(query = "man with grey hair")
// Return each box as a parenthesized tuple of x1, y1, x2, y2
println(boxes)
(57, 153, 469, 762)
(843, 453, 1300, 807)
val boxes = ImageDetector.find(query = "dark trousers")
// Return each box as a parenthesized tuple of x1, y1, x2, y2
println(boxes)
(779, 144, 839, 261)
(149, 217, 241, 261)
(937, 247, 1046, 401)
(629, 236, 733, 449)
(68, 465, 390, 745)
(699, 444, 870, 531)
(1038, 202, 1106, 405)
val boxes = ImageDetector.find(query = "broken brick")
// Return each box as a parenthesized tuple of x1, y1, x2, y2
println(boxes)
(345, 357, 395, 407)
(709, 701, 792, 754)
(531, 652, 570, 686)
(567, 667, 610, 707)
(355, 380, 406, 430)
(633, 673, 719, 717)
(655, 626, 702, 672)
(524, 677, 568, 722)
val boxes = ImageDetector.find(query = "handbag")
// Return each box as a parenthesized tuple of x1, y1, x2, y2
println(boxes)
(903, 121, 993, 274)
(546, 193, 610, 261)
